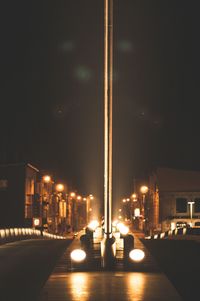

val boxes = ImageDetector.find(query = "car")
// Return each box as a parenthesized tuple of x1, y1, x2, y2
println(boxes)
(193, 221, 200, 228)
(176, 221, 190, 229)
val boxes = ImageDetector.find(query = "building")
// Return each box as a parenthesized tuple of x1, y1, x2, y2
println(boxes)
(0, 163, 39, 228)
(0, 162, 88, 233)
(148, 167, 200, 233)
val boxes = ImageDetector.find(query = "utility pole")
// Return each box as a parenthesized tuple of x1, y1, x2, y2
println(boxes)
(101, 0, 116, 268)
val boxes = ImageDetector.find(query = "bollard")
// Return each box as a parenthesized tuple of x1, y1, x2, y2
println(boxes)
(123, 234, 134, 268)
(85, 227, 94, 240)
(101, 236, 116, 270)
(80, 234, 91, 251)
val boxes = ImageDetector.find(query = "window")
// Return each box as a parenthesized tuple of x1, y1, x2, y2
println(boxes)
(176, 198, 187, 213)
(194, 198, 200, 213)
(0, 179, 8, 190)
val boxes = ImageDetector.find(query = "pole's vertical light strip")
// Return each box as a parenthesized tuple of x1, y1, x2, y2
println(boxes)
(104, 0, 113, 238)
(104, 0, 108, 237)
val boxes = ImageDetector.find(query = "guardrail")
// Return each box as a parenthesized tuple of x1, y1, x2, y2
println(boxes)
(145, 227, 200, 240)
(0, 228, 65, 245)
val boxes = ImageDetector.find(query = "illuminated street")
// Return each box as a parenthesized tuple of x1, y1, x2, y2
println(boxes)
(1, 0, 200, 300)
(39, 272, 181, 301)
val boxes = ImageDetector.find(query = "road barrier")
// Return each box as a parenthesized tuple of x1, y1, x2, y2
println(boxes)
(146, 227, 200, 240)
(0, 228, 65, 245)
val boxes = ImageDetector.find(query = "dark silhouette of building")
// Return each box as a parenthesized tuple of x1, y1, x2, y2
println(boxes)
(0, 163, 39, 228)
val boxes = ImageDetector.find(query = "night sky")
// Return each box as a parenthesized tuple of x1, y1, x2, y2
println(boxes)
(1, 1, 200, 208)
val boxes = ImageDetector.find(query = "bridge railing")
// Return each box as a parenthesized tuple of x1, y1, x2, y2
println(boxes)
(146, 227, 200, 240)
(0, 228, 65, 245)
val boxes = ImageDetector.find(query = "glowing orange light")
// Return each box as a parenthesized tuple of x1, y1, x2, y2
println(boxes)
(140, 186, 148, 194)
(70, 192, 76, 198)
(56, 183, 64, 192)
(43, 175, 51, 183)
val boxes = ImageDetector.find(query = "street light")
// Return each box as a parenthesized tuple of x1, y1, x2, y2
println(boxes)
(188, 201, 195, 227)
(43, 175, 51, 183)
(140, 186, 149, 234)
(140, 186, 148, 195)
(55, 183, 64, 192)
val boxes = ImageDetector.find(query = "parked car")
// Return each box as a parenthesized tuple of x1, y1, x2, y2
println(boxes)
(176, 221, 190, 229)
(193, 221, 200, 228)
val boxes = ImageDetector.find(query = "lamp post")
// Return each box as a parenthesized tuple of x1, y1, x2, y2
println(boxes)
(188, 201, 195, 227)
(42, 175, 53, 232)
(55, 183, 65, 235)
(140, 185, 149, 234)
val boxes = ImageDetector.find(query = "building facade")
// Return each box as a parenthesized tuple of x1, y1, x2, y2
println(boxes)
(148, 167, 200, 233)
(0, 163, 39, 228)
(0, 163, 88, 233)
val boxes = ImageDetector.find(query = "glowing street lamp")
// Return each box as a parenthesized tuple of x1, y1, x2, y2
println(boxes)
(56, 183, 64, 192)
(140, 186, 148, 195)
(43, 175, 51, 183)
(140, 185, 149, 233)
(131, 193, 137, 201)
(70, 192, 76, 198)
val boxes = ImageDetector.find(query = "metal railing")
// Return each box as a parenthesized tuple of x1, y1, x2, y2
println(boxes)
(145, 227, 200, 240)
(0, 228, 65, 245)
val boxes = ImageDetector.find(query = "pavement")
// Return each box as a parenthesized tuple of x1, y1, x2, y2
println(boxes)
(38, 229, 182, 301)
(0, 238, 73, 301)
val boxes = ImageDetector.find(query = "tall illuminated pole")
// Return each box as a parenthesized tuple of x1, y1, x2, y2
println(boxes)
(104, 0, 113, 239)
(101, 0, 116, 268)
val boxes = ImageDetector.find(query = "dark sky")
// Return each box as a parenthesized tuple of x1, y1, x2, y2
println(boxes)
(1, 1, 200, 208)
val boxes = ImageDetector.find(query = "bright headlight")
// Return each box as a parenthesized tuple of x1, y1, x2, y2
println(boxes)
(70, 249, 86, 262)
(129, 249, 145, 262)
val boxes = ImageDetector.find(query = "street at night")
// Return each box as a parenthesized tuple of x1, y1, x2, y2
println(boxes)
(1, 0, 200, 300)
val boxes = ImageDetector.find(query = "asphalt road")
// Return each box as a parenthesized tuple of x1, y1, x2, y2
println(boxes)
(0, 239, 73, 301)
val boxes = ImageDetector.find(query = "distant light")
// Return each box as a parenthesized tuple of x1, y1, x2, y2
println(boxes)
(118, 208, 122, 212)
(118, 215, 122, 219)
(140, 186, 148, 194)
(70, 249, 86, 262)
(129, 249, 145, 262)
(117, 222, 129, 235)
(89, 194, 94, 200)
(43, 175, 51, 183)
(131, 193, 137, 199)
(88, 220, 99, 231)
(119, 225, 129, 235)
(134, 208, 140, 217)
(122, 199, 126, 203)
(112, 220, 118, 227)
(33, 218, 40, 227)
(56, 183, 64, 192)
(77, 195, 82, 201)
(70, 192, 76, 198)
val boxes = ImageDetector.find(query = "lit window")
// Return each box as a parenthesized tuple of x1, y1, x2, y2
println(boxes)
(0, 179, 8, 190)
